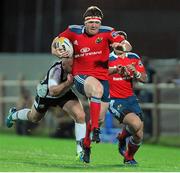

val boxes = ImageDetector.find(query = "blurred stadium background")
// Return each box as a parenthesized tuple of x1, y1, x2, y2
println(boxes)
(0, 0, 180, 146)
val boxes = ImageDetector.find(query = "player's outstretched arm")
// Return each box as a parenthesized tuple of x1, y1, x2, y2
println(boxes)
(111, 40, 132, 52)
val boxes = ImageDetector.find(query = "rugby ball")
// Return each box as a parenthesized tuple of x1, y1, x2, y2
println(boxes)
(55, 37, 74, 57)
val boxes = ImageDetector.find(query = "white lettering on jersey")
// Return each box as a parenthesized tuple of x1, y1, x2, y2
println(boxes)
(75, 50, 102, 58)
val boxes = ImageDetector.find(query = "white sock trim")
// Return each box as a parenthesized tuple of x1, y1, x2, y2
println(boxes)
(75, 122, 86, 153)
(12, 108, 30, 121)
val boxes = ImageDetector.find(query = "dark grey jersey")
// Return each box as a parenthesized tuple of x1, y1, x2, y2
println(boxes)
(37, 61, 70, 98)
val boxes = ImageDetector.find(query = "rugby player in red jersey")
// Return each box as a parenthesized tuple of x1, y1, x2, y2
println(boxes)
(109, 31, 147, 165)
(51, 6, 132, 163)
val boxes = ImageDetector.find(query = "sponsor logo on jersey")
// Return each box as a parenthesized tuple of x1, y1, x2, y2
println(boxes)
(96, 37, 103, 43)
(75, 50, 102, 58)
(80, 47, 90, 53)
(113, 76, 131, 81)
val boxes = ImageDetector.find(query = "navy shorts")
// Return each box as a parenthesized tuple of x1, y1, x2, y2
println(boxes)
(34, 90, 78, 113)
(74, 75, 110, 102)
(109, 95, 144, 123)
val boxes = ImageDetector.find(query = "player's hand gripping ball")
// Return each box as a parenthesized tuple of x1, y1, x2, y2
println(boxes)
(54, 37, 74, 58)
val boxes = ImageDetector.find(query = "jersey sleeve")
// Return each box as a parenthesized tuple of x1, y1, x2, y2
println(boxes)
(108, 30, 125, 43)
(48, 66, 62, 88)
(135, 58, 146, 73)
(58, 27, 73, 40)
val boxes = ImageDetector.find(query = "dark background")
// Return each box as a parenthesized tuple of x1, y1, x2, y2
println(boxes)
(1, 0, 180, 58)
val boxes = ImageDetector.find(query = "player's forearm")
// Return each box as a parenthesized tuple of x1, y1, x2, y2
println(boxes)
(108, 67, 118, 74)
(119, 40, 132, 52)
(49, 82, 71, 96)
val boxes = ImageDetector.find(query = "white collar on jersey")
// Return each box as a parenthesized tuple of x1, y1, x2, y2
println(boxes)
(111, 51, 118, 59)
(82, 26, 85, 33)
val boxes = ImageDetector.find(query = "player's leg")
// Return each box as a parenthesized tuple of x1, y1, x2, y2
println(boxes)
(6, 107, 30, 128)
(74, 75, 103, 143)
(6, 106, 45, 127)
(6, 96, 46, 127)
(109, 99, 132, 157)
(82, 101, 109, 163)
(62, 99, 86, 160)
(117, 125, 132, 156)
(123, 113, 143, 165)
(84, 76, 103, 142)
(99, 101, 110, 125)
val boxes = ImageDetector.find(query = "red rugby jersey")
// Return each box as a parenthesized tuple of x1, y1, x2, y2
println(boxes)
(109, 52, 146, 98)
(59, 25, 124, 80)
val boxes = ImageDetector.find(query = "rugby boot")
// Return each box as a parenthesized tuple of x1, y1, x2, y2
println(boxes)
(80, 139, 91, 163)
(5, 107, 17, 128)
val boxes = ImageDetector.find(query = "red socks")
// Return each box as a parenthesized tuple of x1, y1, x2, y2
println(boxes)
(118, 127, 131, 141)
(90, 97, 101, 130)
(83, 121, 91, 148)
(124, 137, 140, 160)
(83, 97, 101, 148)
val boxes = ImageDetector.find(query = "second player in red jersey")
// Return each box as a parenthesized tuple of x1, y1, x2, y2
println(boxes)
(108, 31, 147, 165)
(109, 51, 146, 98)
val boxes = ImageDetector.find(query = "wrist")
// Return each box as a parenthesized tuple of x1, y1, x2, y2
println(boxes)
(114, 67, 118, 73)
(110, 66, 118, 74)
(64, 81, 70, 87)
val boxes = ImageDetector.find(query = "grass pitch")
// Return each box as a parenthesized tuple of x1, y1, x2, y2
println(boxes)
(0, 133, 180, 172)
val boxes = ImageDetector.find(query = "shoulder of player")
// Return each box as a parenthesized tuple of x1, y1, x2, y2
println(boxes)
(51, 60, 62, 67)
(68, 25, 84, 34)
(109, 51, 118, 61)
(99, 25, 114, 33)
(48, 61, 62, 72)
(126, 52, 141, 60)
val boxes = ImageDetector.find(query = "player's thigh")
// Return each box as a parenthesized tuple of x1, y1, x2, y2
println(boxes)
(99, 101, 109, 123)
(63, 99, 85, 123)
(84, 76, 103, 98)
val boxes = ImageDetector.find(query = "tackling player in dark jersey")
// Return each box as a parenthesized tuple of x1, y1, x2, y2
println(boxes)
(6, 58, 86, 159)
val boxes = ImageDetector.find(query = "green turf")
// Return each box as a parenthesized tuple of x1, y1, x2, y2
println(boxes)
(0, 133, 180, 172)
